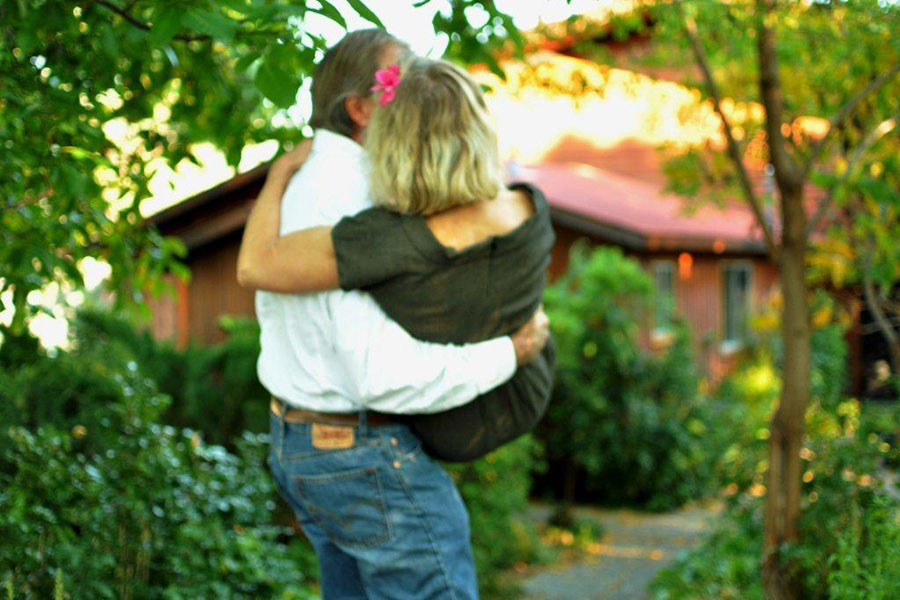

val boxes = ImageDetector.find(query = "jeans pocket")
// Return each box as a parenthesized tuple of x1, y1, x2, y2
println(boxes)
(293, 466, 392, 550)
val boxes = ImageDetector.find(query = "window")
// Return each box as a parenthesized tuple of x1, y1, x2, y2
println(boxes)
(723, 263, 752, 345)
(653, 261, 676, 333)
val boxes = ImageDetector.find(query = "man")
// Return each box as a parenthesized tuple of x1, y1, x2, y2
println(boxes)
(239, 30, 549, 599)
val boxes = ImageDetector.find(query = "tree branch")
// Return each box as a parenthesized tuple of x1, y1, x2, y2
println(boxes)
(801, 62, 900, 180)
(679, 6, 779, 259)
(756, 0, 801, 193)
(93, 0, 210, 41)
(93, 0, 274, 42)
(806, 111, 900, 236)
(862, 256, 900, 377)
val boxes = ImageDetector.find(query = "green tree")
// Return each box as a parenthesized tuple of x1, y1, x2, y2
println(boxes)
(0, 0, 519, 351)
(624, 1, 900, 596)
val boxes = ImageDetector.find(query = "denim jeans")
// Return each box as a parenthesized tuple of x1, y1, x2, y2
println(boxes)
(268, 412, 478, 600)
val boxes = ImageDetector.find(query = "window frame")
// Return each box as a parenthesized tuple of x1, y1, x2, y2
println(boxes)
(651, 259, 678, 338)
(721, 260, 753, 352)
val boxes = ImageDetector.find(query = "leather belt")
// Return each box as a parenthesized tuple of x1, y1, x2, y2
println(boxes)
(270, 397, 398, 427)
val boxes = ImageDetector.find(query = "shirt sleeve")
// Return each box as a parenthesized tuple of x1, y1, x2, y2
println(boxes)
(331, 208, 415, 290)
(327, 289, 517, 414)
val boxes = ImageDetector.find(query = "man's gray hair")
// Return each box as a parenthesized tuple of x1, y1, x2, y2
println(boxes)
(309, 29, 410, 137)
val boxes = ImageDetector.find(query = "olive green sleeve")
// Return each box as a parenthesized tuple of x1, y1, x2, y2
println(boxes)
(331, 207, 412, 291)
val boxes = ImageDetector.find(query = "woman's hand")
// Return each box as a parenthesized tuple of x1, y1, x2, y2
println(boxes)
(268, 138, 314, 185)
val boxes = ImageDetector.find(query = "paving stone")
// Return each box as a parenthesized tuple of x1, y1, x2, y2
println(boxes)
(520, 502, 722, 600)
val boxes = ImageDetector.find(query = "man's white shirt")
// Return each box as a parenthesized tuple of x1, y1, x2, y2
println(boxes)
(255, 129, 516, 413)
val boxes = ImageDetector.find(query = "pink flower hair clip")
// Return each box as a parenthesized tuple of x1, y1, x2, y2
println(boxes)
(371, 64, 401, 106)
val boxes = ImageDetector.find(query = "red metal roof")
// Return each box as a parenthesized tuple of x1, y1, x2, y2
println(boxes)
(509, 161, 768, 254)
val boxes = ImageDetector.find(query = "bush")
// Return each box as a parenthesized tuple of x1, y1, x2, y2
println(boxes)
(446, 435, 547, 597)
(3, 308, 547, 597)
(650, 319, 900, 599)
(0, 318, 317, 599)
(825, 495, 900, 599)
(541, 243, 714, 510)
(650, 498, 764, 599)
(650, 412, 900, 600)
(72, 309, 270, 446)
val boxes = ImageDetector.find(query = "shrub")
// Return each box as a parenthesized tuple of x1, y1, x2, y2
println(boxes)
(542, 243, 714, 510)
(825, 495, 900, 599)
(71, 309, 270, 446)
(446, 435, 547, 597)
(4, 308, 547, 597)
(0, 321, 317, 599)
(650, 498, 764, 599)
(650, 424, 900, 600)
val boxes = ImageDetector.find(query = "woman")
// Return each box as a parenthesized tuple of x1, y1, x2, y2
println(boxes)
(239, 57, 555, 462)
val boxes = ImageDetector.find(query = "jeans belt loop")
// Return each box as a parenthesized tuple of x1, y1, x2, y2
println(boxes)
(273, 397, 286, 462)
(358, 409, 368, 438)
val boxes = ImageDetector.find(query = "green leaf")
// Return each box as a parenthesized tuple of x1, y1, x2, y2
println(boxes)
(183, 8, 239, 41)
(310, 0, 346, 29)
(234, 51, 261, 73)
(150, 5, 184, 47)
(254, 46, 302, 108)
(344, 0, 383, 28)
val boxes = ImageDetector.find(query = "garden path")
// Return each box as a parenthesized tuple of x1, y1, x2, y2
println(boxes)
(519, 502, 722, 600)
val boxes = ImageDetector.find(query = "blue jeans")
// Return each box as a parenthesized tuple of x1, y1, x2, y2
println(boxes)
(268, 412, 478, 600)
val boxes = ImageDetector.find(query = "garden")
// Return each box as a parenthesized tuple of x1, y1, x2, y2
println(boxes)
(2, 1, 900, 599)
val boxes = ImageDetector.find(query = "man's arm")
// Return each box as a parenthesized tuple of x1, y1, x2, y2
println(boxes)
(237, 140, 340, 293)
(409, 338, 556, 462)
(330, 290, 549, 414)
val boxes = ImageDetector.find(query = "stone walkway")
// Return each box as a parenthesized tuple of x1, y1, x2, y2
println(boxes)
(519, 502, 721, 600)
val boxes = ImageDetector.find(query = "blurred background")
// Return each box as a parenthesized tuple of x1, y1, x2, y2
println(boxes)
(2, 1, 899, 598)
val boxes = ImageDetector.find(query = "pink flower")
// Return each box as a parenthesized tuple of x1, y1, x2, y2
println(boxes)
(370, 64, 401, 106)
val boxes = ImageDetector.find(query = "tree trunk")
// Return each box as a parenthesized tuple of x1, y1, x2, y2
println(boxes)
(762, 187, 811, 600)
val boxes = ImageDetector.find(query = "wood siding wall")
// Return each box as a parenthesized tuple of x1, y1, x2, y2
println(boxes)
(148, 233, 256, 346)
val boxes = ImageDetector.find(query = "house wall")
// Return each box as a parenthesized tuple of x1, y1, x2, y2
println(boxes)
(186, 234, 256, 344)
(146, 274, 187, 346)
(147, 233, 255, 347)
(549, 223, 780, 382)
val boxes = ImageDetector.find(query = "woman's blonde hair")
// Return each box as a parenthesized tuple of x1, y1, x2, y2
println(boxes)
(364, 58, 503, 215)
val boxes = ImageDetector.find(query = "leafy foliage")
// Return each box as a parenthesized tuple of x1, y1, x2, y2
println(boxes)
(651, 400, 900, 600)
(542, 242, 714, 510)
(0, 319, 316, 599)
(71, 308, 270, 446)
(446, 435, 547, 598)
(651, 325, 900, 599)
(4, 307, 547, 596)
(0, 0, 330, 335)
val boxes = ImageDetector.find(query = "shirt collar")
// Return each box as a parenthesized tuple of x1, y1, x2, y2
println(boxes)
(313, 128, 364, 160)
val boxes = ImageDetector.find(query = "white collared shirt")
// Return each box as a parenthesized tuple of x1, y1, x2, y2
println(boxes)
(255, 129, 516, 413)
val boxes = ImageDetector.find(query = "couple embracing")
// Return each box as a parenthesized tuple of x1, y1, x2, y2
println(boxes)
(237, 28, 555, 600)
